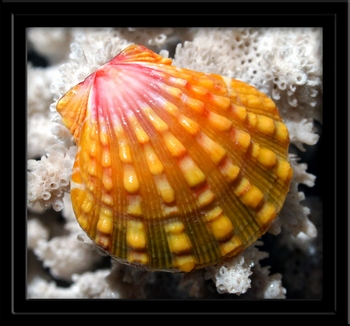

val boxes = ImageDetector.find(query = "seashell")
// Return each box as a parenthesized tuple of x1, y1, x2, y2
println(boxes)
(56, 44, 292, 272)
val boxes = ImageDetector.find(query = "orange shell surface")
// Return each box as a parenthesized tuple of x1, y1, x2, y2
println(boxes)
(56, 44, 292, 272)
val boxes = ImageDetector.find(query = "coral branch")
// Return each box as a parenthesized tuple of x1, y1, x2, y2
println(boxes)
(27, 27, 322, 299)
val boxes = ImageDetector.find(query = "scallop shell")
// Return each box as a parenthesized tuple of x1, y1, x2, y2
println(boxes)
(56, 44, 292, 272)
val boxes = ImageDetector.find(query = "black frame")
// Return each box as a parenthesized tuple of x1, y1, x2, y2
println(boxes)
(4, 0, 347, 325)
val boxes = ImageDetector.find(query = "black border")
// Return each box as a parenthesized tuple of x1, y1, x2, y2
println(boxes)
(4, 0, 348, 325)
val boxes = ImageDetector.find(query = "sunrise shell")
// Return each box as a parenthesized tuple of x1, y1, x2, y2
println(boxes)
(56, 44, 292, 272)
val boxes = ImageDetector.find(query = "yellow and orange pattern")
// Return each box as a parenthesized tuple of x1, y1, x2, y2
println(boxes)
(57, 44, 292, 272)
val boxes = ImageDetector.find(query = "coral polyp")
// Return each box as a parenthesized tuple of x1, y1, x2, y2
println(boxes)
(56, 44, 292, 272)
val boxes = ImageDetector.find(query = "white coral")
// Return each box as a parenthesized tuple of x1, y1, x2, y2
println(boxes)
(33, 233, 103, 282)
(28, 28, 73, 65)
(205, 254, 253, 295)
(27, 64, 59, 116)
(28, 269, 111, 298)
(27, 27, 322, 299)
(27, 218, 49, 250)
(27, 144, 76, 211)
(204, 242, 286, 298)
(174, 28, 261, 78)
(248, 266, 286, 299)
(286, 119, 320, 151)
(259, 28, 322, 122)
(278, 155, 318, 238)
(27, 64, 61, 159)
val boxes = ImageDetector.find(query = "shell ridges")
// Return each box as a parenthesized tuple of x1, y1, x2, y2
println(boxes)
(57, 44, 292, 272)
